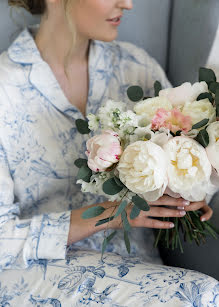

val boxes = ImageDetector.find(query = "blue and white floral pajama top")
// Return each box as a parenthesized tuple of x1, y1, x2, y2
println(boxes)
(0, 26, 218, 306)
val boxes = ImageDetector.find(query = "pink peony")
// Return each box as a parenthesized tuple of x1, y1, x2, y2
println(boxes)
(159, 82, 208, 107)
(151, 108, 192, 134)
(86, 130, 122, 172)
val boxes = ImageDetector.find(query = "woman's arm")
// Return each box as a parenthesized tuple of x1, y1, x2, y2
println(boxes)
(67, 196, 213, 245)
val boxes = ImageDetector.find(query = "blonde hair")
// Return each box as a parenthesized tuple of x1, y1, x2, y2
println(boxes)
(8, 0, 77, 72)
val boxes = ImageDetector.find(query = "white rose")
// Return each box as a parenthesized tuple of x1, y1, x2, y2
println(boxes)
(182, 99, 216, 126)
(117, 141, 168, 201)
(206, 122, 219, 174)
(159, 81, 208, 108)
(163, 136, 212, 201)
(134, 97, 172, 125)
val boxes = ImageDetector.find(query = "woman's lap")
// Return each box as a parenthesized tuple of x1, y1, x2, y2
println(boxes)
(0, 249, 218, 306)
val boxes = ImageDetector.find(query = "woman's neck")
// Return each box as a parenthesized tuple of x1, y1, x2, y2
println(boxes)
(35, 16, 90, 73)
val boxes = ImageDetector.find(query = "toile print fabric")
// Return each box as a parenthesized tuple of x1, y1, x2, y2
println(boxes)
(0, 25, 218, 306)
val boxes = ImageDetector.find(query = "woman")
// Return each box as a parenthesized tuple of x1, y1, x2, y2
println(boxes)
(0, 0, 218, 305)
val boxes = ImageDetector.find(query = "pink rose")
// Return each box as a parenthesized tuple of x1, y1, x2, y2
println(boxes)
(86, 130, 122, 172)
(151, 108, 192, 134)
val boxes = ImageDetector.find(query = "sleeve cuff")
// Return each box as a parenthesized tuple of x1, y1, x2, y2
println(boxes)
(23, 211, 71, 263)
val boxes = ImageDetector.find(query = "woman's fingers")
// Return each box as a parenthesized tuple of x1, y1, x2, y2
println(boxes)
(182, 200, 213, 221)
(200, 205, 213, 222)
(142, 218, 175, 229)
(145, 206, 186, 218)
(149, 195, 190, 207)
(184, 201, 205, 212)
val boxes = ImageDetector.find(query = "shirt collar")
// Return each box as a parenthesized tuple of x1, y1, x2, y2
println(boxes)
(8, 25, 42, 65)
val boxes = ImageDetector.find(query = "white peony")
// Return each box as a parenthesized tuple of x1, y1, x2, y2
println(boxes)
(206, 121, 219, 174)
(182, 99, 216, 126)
(163, 136, 212, 201)
(134, 97, 172, 126)
(117, 141, 168, 201)
(159, 81, 208, 108)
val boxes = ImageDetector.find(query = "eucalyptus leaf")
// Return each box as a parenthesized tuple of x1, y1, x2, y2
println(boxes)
(132, 195, 150, 211)
(74, 158, 88, 168)
(127, 86, 144, 102)
(102, 177, 124, 195)
(154, 81, 162, 97)
(77, 165, 92, 182)
(101, 230, 117, 256)
(95, 216, 115, 227)
(192, 118, 209, 130)
(175, 130, 182, 136)
(114, 177, 126, 188)
(209, 81, 219, 94)
(124, 231, 131, 254)
(130, 205, 141, 220)
(195, 129, 209, 148)
(101, 238, 107, 256)
(197, 92, 214, 103)
(216, 89, 219, 117)
(82, 206, 105, 219)
(114, 200, 128, 218)
(75, 119, 91, 134)
(199, 67, 216, 85)
(121, 210, 131, 232)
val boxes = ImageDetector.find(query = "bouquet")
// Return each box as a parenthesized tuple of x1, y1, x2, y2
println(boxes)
(75, 67, 219, 255)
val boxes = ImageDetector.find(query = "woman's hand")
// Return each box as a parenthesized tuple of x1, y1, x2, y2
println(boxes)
(182, 200, 213, 222)
(110, 195, 190, 230)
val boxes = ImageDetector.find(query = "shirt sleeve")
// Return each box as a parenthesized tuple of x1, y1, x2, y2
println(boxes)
(0, 144, 71, 270)
(117, 41, 172, 97)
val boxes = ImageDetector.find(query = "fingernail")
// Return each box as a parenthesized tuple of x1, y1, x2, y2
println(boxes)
(183, 200, 190, 206)
(201, 217, 206, 222)
(180, 211, 186, 216)
(169, 223, 175, 228)
(177, 206, 185, 210)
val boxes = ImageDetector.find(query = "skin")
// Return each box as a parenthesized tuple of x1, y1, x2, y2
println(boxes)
(35, 0, 213, 245)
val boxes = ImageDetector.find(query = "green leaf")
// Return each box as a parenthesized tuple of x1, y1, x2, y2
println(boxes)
(127, 86, 144, 102)
(132, 195, 150, 211)
(124, 231, 131, 254)
(121, 210, 131, 232)
(195, 129, 209, 148)
(154, 81, 162, 97)
(75, 119, 91, 134)
(114, 200, 128, 218)
(101, 231, 117, 256)
(130, 205, 141, 220)
(102, 177, 124, 195)
(192, 118, 209, 130)
(216, 89, 219, 117)
(199, 67, 216, 85)
(95, 216, 115, 227)
(209, 81, 219, 94)
(82, 206, 105, 219)
(197, 92, 214, 103)
(77, 165, 92, 182)
(74, 158, 88, 168)
(175, 130, 182, 136)
(114, 177, 126, 188)
(101, 238, 108, 256)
